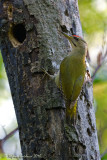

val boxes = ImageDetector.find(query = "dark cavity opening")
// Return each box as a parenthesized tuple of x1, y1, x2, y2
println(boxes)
(60, 25, 68, 33)
(64, 9, 69, 16)
(12, 23, 26, 43)
(87, 128, 92, 136)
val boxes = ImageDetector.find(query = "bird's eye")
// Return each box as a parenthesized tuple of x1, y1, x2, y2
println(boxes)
(74, 37, 78, 41)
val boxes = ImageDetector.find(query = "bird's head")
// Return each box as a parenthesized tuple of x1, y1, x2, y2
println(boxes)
(62, 32, 87, 49)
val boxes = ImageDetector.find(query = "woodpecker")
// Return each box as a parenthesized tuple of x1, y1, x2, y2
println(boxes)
(55, 33, 87, 120)
(43, 32, 87, 121)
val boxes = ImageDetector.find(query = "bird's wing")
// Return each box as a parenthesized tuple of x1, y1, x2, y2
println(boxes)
(60, 56, 74, 100)
(65, 75, 84, 119)
(71, 75, 84, 102)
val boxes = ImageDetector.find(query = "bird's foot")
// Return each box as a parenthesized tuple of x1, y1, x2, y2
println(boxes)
(42, 68, 55, 79)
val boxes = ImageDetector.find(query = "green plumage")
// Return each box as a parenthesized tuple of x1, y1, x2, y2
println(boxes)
(60, 51, 85, 101)
(55, 40, 87, 118)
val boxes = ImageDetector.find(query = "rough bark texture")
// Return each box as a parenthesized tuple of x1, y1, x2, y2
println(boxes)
(0, 0, 100, 160)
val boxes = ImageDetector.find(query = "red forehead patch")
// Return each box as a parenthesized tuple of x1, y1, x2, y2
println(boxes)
(73, 35, 81, 38)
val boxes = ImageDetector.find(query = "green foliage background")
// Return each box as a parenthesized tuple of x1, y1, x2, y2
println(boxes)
(79, 0, 107, 158)
(79, 0, 107, 35)
(0, 154, 17, 160)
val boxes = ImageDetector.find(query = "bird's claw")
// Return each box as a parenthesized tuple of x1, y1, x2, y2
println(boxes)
(41, 68, 54, 79)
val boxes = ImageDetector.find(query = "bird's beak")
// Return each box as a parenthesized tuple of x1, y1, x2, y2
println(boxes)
(61, 32, 71, 39)
(59, 31, 76, 47)
(59, 31, 73, 40)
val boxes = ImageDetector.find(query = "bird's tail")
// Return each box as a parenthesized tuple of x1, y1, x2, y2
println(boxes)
(66, 100, 77, 123)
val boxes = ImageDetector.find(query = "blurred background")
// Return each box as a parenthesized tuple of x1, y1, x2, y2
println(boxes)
(0, 0, 107, 159)
(79, 0, 107, 159)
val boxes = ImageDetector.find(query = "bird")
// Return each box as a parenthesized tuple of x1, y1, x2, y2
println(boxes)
(43, 32, 87, 122)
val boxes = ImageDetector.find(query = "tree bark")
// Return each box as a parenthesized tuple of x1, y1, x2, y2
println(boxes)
(0, 0, 100, 159)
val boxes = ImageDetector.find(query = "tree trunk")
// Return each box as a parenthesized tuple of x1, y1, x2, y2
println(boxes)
(0, 0, 100, 159)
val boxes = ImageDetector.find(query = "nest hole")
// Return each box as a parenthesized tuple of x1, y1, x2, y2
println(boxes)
(12, 23, 26, 43)
(8, 23, 26, 47)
